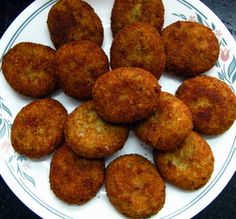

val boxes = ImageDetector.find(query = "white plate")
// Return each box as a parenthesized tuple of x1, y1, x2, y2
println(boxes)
(0, 0, 235, 218)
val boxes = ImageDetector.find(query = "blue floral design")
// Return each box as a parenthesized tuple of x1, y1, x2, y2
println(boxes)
(0, 97, 36, 188)
(0, 97, 12, 138)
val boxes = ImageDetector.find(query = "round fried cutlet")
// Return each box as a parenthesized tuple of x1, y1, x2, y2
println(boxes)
(161, 21, 220, 77)
(110, 22, 166, 79)
(105, 154, 165, 218)
(49, 144, 104, 204)
(92, 67, 161, 123)
(111, 0, 164, 36)
(64, 101, 129, 158)
(56, 41, 109, 100)
(154, 131, 214, 190)
(47, 0, 103, 49)
(11, 98, 67, 159)
(2, 42, 57, 98)
(134, 92, 193, 151)
(176, 76, 236, 135)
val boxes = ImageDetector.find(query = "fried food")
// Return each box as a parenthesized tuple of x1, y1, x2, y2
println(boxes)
(111, 0, 164, 36)
(2, 42, 57, 98)
(49, 144, 104, 204)
(161, 21, 220, 77)
(134, 92, 193, 151)
(105, 154, 165, 218)
(47, 0, 103, 49)
(56, 40, 109, 100)
(11, 98, 67, 159)
(64, 101, 129, 158)
(110, 22, 166, 79)
(154, 131, 214, 190)
(176, 75, 236, 135)
(92, 67, 161, 123)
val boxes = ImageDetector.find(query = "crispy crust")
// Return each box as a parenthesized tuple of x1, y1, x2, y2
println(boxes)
(2, 42, 57, 98)
(11, 98, 67, 159)
(49, 144, 104, 204)
(47, 0, 103, 49)
(161, 21, 220, 77)
(105, 154, 165, 218)
(176, 75, 236, 135)
(92, 67, 161, 123)
(56, 41, 109, 100)
(154, 131, 214, 190)
(110, 22, 166, 79)
(111, 0, 164, 36)
(134, 92, 193, 151)
(64, 101, 129, 158)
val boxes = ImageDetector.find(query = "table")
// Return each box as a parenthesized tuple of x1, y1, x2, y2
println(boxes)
(0, 0, 235, 218)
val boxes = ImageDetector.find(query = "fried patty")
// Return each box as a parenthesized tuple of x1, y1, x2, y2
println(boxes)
(111, 0, 164, 36)
(154, 131, 214, 190)
(176, 75, 236, 135)
(110, 22, 166, 79)
(11, 98, 67, 159)
(64, 101, 129, 158)
(49, 144, 104, 204)
(92, 67, 161, 123)
(134, 91, 193, 151)
(47, 0, 104, 49)
(162, 21, 219, 77)
(105, 154, 165, 218)
(56, 40, 109, 100)
(2, 42, 57, 98)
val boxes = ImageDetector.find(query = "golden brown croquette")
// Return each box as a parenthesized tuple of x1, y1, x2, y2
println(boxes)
(105, 154, 165, 218)
(47, 0, 103, 49)
(161, 21, 220, 77)
(134, 91, 193, 151)
(64, 101, 129, 158)
(49, 144, 105, 204)
(56, 40, 109, 100)
(2, 42, 57, 98)
(176, 75, 236, 135)
(11, 98, 67, 159)
(154, 131, 214, 190)
(92, 67, 161, 123)
(110, 22, 166, 79)
(111, 0, 165, 36)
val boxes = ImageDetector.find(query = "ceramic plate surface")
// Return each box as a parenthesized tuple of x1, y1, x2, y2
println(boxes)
(0, 0, 235, 218)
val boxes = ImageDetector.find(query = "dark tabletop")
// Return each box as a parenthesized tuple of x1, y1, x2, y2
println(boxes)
(0, 0, 235, 218)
